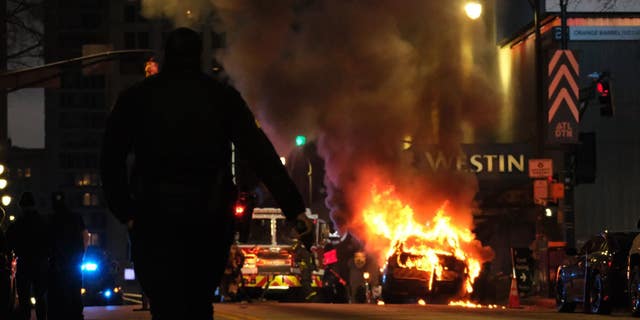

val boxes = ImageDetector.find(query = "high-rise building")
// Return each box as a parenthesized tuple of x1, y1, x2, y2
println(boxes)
(43, 0, 223, 267)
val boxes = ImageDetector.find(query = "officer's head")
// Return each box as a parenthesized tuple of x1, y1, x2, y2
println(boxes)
(164, 27, 202, 71)
(354, 251, 367, 269)
(18, 192, 36, 211)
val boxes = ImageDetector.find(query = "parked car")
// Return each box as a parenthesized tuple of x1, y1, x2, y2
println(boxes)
(556, 231, 637, 314)
(81, 246, 123, 306)
(626, 221, 640, 316)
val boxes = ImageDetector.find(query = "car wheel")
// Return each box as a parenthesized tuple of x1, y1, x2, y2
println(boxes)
(590, 273, 611, 314)
(631, 266, 640, 317)
(556, 277, 575, 312)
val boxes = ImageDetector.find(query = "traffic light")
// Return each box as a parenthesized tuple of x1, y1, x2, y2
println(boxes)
(595, 72, 614, 117)
(295, 135, 307, 147)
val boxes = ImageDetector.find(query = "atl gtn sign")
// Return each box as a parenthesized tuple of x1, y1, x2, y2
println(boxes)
(547, 50, 579, 144)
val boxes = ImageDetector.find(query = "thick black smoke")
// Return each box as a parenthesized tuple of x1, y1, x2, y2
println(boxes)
(142, 0, 501, 247)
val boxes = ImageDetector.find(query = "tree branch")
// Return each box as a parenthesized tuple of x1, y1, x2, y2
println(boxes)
(7, 41, 43, 60)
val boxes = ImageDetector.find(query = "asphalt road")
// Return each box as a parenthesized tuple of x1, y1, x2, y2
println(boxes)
(78, 303, 639, 320)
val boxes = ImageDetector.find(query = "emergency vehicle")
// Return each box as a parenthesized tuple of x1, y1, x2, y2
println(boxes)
(238, 208, 328, 300)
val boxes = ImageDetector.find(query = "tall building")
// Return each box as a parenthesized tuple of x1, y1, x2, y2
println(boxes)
(43, 0, 223, 267)
(43, 0, 158, 263)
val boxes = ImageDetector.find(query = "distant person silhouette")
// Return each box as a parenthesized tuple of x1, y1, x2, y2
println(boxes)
(6, 192, 48, 320)
(101, 27, 312, 320)
(0, 223, 11, 319)
(48, 192, 87, 320)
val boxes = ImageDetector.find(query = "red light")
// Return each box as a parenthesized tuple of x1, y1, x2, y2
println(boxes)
(597, 82, 609, 97)
(235, 205, 245, 217)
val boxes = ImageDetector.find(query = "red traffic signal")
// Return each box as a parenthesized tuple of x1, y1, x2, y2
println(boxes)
(234, 205, 245, 217)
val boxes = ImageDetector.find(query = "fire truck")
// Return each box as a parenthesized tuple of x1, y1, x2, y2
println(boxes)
(238, 208, 328, 300)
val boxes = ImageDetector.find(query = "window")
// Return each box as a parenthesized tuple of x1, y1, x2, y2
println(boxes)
(124, 4, 136, 23)
(60, 153, 99, 169)
(82, 193, 100, 206)
(138, 32, 149, 48)
(124, 32, 150, 49)
(124, 32, 136, 49)
(76, 173, 100, 186)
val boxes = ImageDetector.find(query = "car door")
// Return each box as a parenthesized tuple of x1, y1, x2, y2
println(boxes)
(566, 238, 601, 301)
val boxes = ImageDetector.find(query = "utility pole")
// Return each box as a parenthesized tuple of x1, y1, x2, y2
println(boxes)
(529, 0, 543, 156)
(559, 0, 576, 249)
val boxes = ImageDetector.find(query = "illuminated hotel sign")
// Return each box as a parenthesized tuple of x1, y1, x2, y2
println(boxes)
(415, 144, 534, 178)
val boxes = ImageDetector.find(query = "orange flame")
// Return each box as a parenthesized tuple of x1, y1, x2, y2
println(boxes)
(145, 57, 159, 77)
(362, 185, 482, 295)
(449, 300, 505, 309)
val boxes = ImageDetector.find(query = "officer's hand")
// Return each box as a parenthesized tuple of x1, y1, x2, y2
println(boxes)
(294, 213, 314, 252)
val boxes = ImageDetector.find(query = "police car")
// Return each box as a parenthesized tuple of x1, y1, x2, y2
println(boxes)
(81, 246, 123, 306)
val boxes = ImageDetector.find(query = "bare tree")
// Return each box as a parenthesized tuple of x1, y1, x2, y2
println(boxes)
(5, 0, 43, 69)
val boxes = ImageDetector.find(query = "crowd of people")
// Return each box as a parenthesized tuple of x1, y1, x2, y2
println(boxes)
(0, 191, 88, 320)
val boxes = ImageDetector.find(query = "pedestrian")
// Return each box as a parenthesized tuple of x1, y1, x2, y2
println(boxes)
(48, 192, 88, 320)
(347, 250, 380, 303)
(100, 27, 313, 320)
(6, 192, 48, 320)
(220, 243, 244, 302)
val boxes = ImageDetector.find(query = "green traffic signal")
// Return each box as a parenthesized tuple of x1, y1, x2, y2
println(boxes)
(295, 135, 306, 147)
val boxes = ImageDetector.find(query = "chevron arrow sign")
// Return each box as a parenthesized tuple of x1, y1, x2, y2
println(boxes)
(547, 50, 579, 144)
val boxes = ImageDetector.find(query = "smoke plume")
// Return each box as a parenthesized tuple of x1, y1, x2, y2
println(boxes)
(141, 0, 500, 260)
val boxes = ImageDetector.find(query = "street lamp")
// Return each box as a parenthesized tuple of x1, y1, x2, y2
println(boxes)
(2, 195, 11, 206)
(464, 1, 483, 20)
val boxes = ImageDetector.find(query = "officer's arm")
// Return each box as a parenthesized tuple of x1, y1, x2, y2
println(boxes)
(101, 90, 137, 225)
(224, 86, 306, 221)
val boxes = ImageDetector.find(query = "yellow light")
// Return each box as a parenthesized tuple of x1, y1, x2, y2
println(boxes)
(280, 157, 286, 166)
(0, 179, 7, 189)
(545, 208, 553, 217)
(81, 288, 86, 295)
(2, 195, 11, 206)
(377, 300, 385, 306)
(9, 215, 15, 221)
(0, 165, 4, 175)
(113, 287, 120, 293)
(418, 298, 426, 306)
(363, 272, 370, 280)
(30, 297, 36, 305)
(464, 2, 482, 20)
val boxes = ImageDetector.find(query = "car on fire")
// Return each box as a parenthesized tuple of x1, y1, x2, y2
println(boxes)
(556, 231, 637, 314)
(81, 246, 123, 306)
(381, 247, 469, 303)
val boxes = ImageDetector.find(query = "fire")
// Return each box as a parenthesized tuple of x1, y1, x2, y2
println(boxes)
(362, 185, 482, 295)
(449, 300, 505, 309)
(145, 57, 159, 77)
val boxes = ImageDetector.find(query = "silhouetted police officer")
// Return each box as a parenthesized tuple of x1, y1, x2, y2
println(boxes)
(7, 192, 48, 320)
(48, 192, 87, 320)
(101, 27, 312, 320)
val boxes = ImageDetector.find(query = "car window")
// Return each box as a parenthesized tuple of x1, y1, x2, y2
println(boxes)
(579, 236, 606, 255)
(245, 218, 271, 245)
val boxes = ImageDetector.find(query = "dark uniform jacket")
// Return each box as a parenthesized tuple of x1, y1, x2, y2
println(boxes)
(101, 69, 305, 230)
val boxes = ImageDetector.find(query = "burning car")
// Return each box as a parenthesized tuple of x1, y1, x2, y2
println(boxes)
(382, 244, 469, 303)
(361, 186, 489, 305)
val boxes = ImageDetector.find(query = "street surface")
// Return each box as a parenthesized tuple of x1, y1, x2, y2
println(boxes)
(78, 302, 639, 320)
